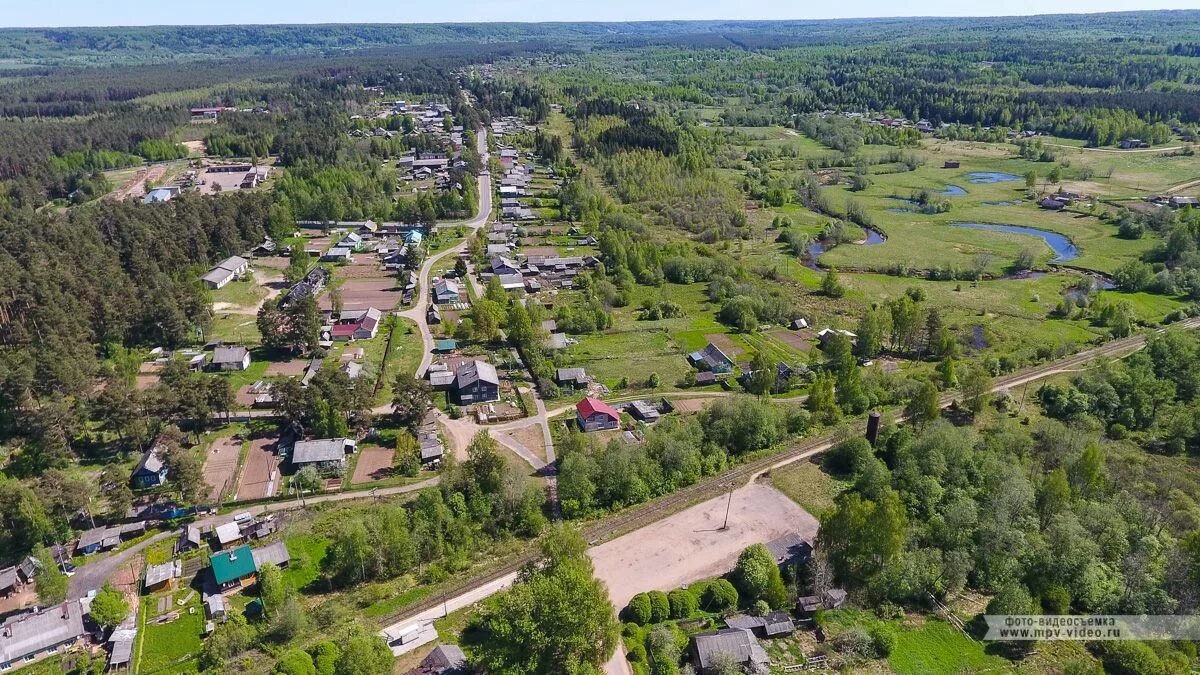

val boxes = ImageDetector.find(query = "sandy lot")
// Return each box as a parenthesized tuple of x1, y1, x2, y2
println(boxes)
(203, 437, 243, 503)
(589, 480, 818, 607)
(767, 328, 813, 353)
(237, 437, 281, 501)
(265, 358, 310, 377)
(351, 445, 395, 484)
(671, 397, 719, 414)
(235, 385, 258, 408)
(135, 374, 160, 391)
(330, 278, 402, 311)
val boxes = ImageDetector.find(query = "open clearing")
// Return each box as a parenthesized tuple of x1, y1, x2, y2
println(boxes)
(350, 445, 395, 484)
(237, 437, 280, 500)
(589, 480, 818, 607)
(202, 437, 242, 502)
(329, 278, 402, 311)
(766, 328, 813, 352)
(264, 358, 309, 377)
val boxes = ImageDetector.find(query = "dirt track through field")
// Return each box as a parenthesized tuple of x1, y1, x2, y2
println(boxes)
(589, 480, 819, 607)
(110, 164, 167, 201)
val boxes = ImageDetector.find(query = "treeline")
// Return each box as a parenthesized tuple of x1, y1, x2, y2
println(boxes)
(557, 397, 808, 518)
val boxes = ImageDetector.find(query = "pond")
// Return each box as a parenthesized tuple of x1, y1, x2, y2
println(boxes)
(805, 226, 887, 269)
(982, 200, 1025, 206)
(966, 172, 1022, 184)
(950, 223, 1079, 263)
(939, 185, 968, 196)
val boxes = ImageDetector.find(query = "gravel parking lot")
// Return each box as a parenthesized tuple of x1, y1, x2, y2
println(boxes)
(589, 480, 819, 608)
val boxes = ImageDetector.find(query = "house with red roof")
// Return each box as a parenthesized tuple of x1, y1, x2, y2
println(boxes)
(576, 397, 620, 432)
(331, 308, 382, 341)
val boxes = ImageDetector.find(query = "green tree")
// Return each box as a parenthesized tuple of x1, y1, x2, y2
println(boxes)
(907, 380, 940, 425)
(454, 258, 469, 278)
(258, 563, 287, 616)
(163, 445, 206, 505)
(821, 269, 845, 298)
(274, 650, 317, 675)
(668, 589, 698, 619)
(959, 365, 993, 414)
(393, 433, 421, 477)
(648, 590, 670, 623)
(485, 275, 508, 304)
(89, 583, 130, 629)
(807, 371, 840, 424)
(627, 592, 652, 624)
(818, 490, 907, 584)
(32, 544, 67, 605)
(733, 543, 788, 608)
(391, 373, 432, 430)
(702, 579, 739, 610)
(334, 625, 393, 675)
(472, 527, 618, 673)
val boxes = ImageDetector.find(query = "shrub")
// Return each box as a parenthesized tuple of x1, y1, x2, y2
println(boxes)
(833, 627, 875, 661)
(703, 579, 738, 610)
(626, 643, 647, 663)
(627, 592, 652, 624)
(1090, 640, 1166, 675)
(868, 624, 897, 657)
(649, 591, 671, 623)
(668, 589, 698, 619)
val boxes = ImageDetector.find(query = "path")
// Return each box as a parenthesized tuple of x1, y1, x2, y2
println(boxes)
(1166, 176, 1200, 194)
(1045, 142, 1183, 154)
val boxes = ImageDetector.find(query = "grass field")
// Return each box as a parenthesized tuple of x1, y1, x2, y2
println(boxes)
(767, 457, 849, 518)
(210, 276, 268, 308)
(138, 593, 205, 674)
(282, 533, 329, 593)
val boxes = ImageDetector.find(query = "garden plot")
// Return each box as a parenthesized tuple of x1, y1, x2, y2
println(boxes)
(202, 437, 242, 503)
(236, 437, 281, 501)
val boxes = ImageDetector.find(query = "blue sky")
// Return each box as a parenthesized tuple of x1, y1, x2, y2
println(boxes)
(4, 0, 1198, 27)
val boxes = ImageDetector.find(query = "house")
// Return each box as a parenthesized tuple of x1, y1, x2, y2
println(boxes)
(816, 328, 857, 348)
(576, 397, 620, 432)
(250, 541, 291, 570)
(497, 273, 525, 291)
(321, 247, 353, 263)
(765, 533, 813, 570)
(1169, 196, 1199, 208)
(454, 361, 500, 405)
(725, 611, 797, 638)
(107, 620, 137, 671)
(331, 308, 382, 341)
(418, 644, 468, 674)
(434, 339, 458, 353)
(204, 593, 227, 621)
(131, 442, 169, 489)
(694, 371, 718, 386)
(340, 361, 364, 380)
(433, 279, 462, 304)
(428, 364, 456, 390)
(404, 230, 424, 246)
(627, 400, 661, 423)
(143, 186, 181, 204)
(556, 368, 590, 390)
(0, 568, 18, 599)
(179, 525, 204, 552)
(427, 305, 442, 324)
(419, 432, 445, 466)
(790, 318, 808, 330)
(0, 601, 86, 671)
(210, 545, 257, 590)
(798, 588, 849, 615)
(290, 438, 357, 472)
(201, 256, 250, 290)
(211, 345, 251, 371)
(490, 256, 520, 276)
(336, 232, 365, 251)
(214, 522, 244, 549)
(942, 160, 960, 169)
(1119, 139, 1149, 149)
(1039, 196, 1066, 210)
(688, 343, 734, 374)
(144, 560, 182, 593)
(76, 522, 147, 556)
(690, 628, 769, 674)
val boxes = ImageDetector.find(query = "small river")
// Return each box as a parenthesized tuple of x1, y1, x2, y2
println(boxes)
(950, 223, 1079, 263)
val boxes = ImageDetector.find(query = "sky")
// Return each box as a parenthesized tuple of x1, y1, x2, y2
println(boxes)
(3, 0, 1198, 28)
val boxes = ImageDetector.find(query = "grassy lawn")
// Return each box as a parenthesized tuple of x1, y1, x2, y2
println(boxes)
(138, 593, 205, 674)
(210, 276, 268, 309)
(823, 609, 1009, 675)
(207, 313, 262, 345)
(767, 457, 850, 518)
(374, 317, 424, 403)
(282, 533, 330, 593)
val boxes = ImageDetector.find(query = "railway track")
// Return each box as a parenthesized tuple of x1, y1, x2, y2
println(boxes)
(375, 318, 1200, 629)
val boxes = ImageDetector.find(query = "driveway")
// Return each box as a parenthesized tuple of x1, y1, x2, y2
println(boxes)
(68, 530, 174, 598)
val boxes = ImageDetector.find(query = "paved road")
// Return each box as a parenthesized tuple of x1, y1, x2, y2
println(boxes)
(396, 128, 493, 380)
(69, 530, 174, 598)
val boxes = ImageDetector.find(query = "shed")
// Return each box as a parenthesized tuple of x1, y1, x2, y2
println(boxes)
(250, 541, 291, 569)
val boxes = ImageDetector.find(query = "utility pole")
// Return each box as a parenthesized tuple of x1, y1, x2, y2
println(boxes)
(720, 484, 734, 531)
(1018, 381, 1030, 415)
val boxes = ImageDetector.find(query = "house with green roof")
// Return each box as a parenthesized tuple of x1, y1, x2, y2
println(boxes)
(210, 545, 256, 590)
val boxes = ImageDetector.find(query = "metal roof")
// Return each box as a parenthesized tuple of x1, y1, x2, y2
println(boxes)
(291, 438, 354, 464)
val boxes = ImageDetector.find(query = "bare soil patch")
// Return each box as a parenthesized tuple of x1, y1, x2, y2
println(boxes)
(237, 437, 281, 501)
(522, 246, 560, 257)
(589, 480, 818, 607)
(329, 278, 402, 311)
(135, 374, 161, 391)
(265, 359, 309, 377)
(767, 329, 813, 353)
(703, 333, 744, 357)
(671, 397, 720, 414)
(202, 437, 242, 503)
(350, 445, 395, 484)
(235, 385, 257, 408)
(507, 425, 546, 460)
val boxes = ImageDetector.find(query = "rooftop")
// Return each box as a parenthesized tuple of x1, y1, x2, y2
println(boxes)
(210, 545, 256, 585)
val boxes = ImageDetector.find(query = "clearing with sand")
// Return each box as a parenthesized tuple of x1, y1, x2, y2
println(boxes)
(589, 480, 818, 607)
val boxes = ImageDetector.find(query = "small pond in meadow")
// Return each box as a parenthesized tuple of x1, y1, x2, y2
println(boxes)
(966, 172, 1022, 184)
(950, 223, 1079, 263)
(982, 199, 1025, 206)
(939, 185, 968, 196)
